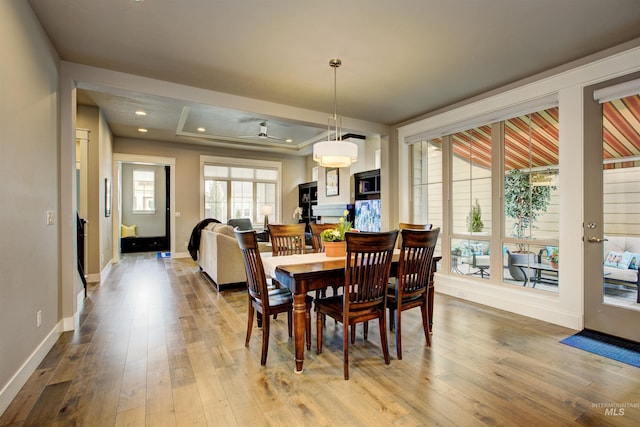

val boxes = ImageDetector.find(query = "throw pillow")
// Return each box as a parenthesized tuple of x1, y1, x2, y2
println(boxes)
(121, 224, 137, 238)
(604, 251, 631, 269)
(470, 243, 484, 255)
(626, 252, 640, 270)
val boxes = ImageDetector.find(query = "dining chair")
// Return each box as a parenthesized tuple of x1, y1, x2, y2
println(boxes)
(268, 223, 306, 255)
(387, 227, 440, 360)
(310, 222, 341, 300)
(397, 222, 432, 248)
(235, 229, 312, 365)
(315, 230, 399, 380)
(309, 222, 338, 252)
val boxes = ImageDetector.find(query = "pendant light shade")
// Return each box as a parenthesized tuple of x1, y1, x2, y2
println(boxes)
(313, 59, 358, 168)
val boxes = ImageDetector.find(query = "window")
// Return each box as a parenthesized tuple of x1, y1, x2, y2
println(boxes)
(503, 108, 559, 291)
(408, 105, 559, 291)
(450, 125, 492, 279)
(202, 158, 280, 227)
(411, 138, 443, 227)
(132, 169, 155, 213)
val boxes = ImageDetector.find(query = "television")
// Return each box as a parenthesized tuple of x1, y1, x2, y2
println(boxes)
(354, 199, 381, 232)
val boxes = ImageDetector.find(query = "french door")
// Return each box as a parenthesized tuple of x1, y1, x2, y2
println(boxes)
(584, 86, 640, 342)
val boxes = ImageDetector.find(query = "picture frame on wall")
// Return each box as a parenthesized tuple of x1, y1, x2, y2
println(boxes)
(326, 167, 339, 196)
(105, 178, 111, 217)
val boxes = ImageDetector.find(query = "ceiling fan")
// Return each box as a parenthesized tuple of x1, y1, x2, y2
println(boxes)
(239, 121, 284, 140)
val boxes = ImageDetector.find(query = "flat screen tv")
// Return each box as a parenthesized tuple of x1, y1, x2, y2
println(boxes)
(354, 199, 381, 232)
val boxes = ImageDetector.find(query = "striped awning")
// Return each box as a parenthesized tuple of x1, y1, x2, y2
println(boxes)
(446, 95, 640, 170)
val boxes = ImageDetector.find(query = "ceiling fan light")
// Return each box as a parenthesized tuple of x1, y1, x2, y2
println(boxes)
(313, 140, 358, 168)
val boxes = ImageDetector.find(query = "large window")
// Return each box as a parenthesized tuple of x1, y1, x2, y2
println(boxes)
(409, 106, 560, 291)
(133, 169, 155, 213)
(203, 159, 279, 227)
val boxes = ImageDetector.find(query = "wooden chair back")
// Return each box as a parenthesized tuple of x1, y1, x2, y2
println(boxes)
(396, 228, 440, 299)
(398, 222, 432, 248)
(344, 230, 399, 320)
(268, 223, 306, 255)
(235, 229, 268, 304)
(309, 223, 338, 251)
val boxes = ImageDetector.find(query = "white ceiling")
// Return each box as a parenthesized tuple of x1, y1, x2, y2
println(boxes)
(28, 0, 640, 153)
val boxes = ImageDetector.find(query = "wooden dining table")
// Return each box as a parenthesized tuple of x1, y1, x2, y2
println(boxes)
(262, 252, 441, 373)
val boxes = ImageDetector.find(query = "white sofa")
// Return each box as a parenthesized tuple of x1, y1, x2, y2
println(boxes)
(603, 235, 640, 302)
(198, 223, 270, 291)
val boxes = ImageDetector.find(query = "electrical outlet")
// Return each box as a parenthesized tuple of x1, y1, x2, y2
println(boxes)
(184, 241, 188, 247)
(36, 310, 42, 327)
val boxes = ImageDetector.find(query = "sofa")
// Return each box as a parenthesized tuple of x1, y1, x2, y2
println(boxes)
(198, 222, 270, 291)
(603, 235, 640, 302)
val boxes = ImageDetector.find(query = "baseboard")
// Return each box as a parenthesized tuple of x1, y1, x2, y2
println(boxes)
(0, 320, 63, 416)
(435, 273, 583, 330)
(172, 251, 190, 259)
(86, 273, 100, 283)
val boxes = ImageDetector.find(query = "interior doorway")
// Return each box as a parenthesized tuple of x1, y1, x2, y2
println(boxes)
(112, 154, 176, 264)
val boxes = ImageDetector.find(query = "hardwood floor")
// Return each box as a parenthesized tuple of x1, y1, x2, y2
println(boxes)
(1, 253, 639, 426)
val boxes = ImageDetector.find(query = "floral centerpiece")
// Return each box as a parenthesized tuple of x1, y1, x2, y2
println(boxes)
(320, 210, 352, 257)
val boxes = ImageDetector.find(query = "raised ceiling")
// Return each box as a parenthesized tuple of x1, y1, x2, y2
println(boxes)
(28, 0, 640, 153)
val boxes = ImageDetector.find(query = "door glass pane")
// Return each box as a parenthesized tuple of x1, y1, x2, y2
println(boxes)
(602, 94, 640, 309)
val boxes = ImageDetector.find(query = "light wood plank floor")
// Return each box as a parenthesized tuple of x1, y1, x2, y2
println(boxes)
(1, 253, 639, 426)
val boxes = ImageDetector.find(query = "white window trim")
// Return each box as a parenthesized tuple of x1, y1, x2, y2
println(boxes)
(199, 155, 282, 221)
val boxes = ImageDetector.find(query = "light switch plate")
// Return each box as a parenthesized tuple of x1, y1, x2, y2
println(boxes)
(47, 211, 55, 225)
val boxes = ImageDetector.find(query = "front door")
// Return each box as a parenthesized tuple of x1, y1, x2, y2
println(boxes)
(584, 83, 640, 342)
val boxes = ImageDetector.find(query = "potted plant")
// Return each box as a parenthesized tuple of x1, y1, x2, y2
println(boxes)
(504, 169, 554, 281)
(320, 210, 352, 257)
(504, 169, 554, 249)
(466, 198, 484, 233)
(547, 248, 559, 269)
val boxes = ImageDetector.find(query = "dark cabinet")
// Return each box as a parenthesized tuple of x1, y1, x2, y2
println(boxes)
(354, 169, 380, 200)
(121, 236, 168, 253)
(298, 181, 318, 226)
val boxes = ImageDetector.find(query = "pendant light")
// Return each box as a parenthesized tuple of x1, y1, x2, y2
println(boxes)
(313, 59, 358, 168)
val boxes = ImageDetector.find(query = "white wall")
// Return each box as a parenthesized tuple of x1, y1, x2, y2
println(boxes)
(0, 0, 61, 414)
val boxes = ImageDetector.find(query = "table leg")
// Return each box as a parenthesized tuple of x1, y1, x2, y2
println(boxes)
(293, 292, 307, 373)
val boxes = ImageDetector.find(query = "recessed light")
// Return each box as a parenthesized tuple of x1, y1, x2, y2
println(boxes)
(135, 110, 146, 116)
(197, 127, 206, 132)
(138, 128, 148, 133)
(286, 139, 293, 143)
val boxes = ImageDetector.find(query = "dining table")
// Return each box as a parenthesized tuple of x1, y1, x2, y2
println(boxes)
(261, 251, 441, 373)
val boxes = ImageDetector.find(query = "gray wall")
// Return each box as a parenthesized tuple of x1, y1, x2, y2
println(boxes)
(121, 163, 166, 237)
(0, 0, 60, 406)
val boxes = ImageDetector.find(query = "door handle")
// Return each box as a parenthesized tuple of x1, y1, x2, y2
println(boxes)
(587, 236, 608, 243)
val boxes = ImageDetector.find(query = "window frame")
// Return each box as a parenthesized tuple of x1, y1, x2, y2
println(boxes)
(200, 155, 282, 226)
(132, 168, 156, 214)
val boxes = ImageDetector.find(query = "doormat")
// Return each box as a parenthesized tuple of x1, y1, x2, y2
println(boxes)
(560, 329, 640, 368)
(157, 252, 171, 259)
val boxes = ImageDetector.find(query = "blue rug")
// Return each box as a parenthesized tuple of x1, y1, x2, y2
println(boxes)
(560, 329, 640, 368)
(157, 252, 171, 259)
